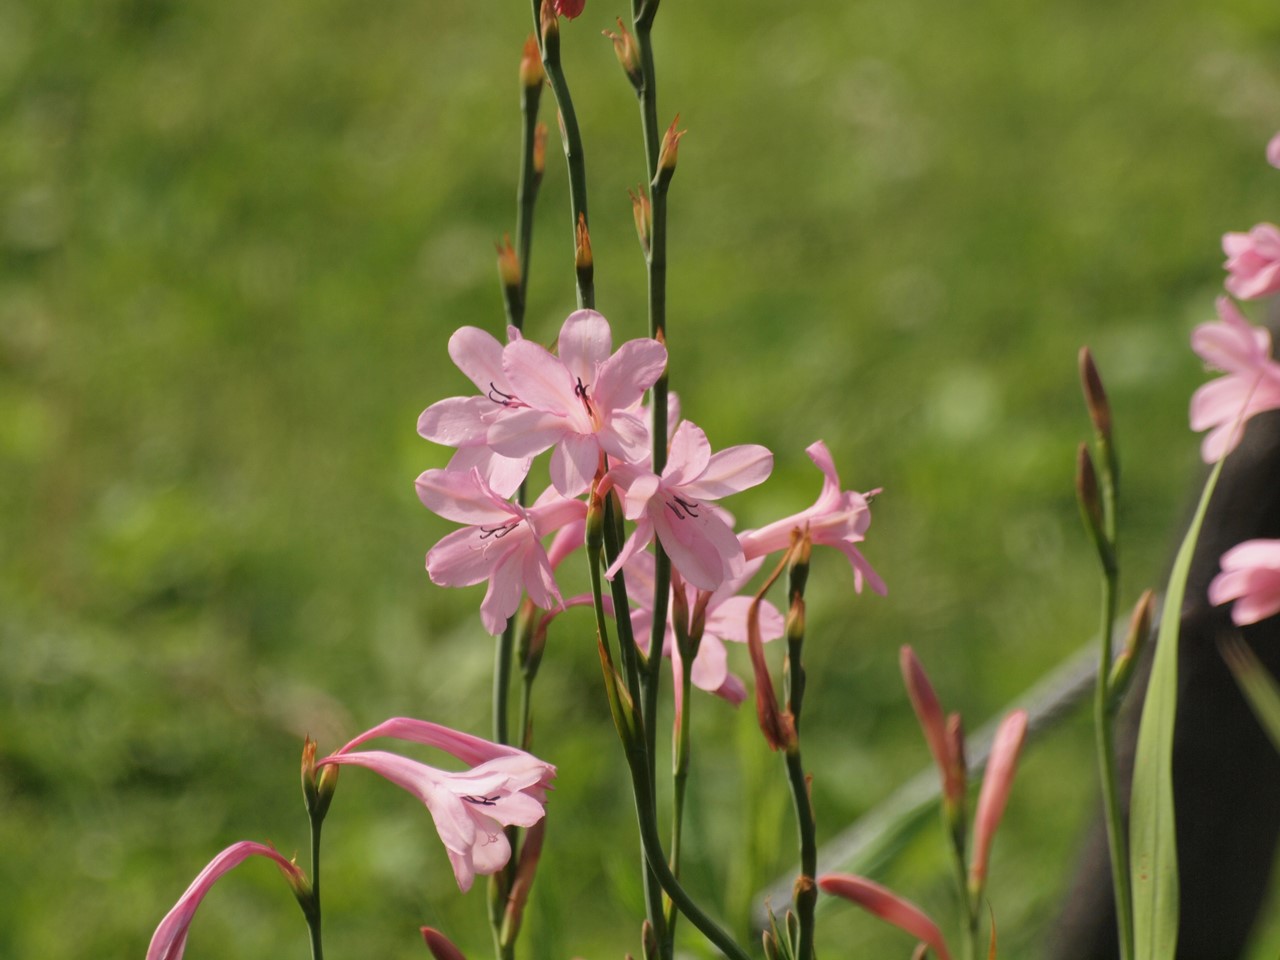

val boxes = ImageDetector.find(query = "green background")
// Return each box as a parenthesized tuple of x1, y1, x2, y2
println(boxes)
(4, 0, 1280, 956)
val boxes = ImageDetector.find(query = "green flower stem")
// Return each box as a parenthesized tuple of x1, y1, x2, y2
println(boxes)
(532, 2, 593, 310)
(305, 808, 325, 960)
(1090, 427, 1134, 960)
(782, 555, 816, 960)
(514, 89, 542, 325)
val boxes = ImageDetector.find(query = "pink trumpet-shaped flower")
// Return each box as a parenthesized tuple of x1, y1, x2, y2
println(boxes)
(1209, 538, 1280, 625)
(1189, 297, 1280, 461)
(738, 440, 885, 595)
(487, 309, 667, 496)
(146, 841, 306, 960)
(818, 874, 953, 960)
(605, 419, 772, 591)
(969, 709, 1028, 898)
(417, 468, 585, 635)
(417, 325, 531, 497)
(622, 549, 784, 706)
(1224, 224, 1280, 301)
(320, 720, 555, 893)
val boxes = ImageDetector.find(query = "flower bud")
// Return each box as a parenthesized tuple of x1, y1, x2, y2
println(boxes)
(501, 820, 546, 948)
(553, 0, 586, 19)
(519, 34, 544, 90)
(654, 115, 685, 183)
(422, 927, 468, 960)
(539, 0, 559, 56)
(1076, 442, 1111, 571)
(575, 212, 593, 289)
(1078, 346, 1112, 446)
(629, 186, 651, 255)
(532, 123, 548, 181)
(496, 235, 521, 291)
(1108, 588, 1154, 701)
(968, 709, 1028, 901)
(641, 918, 658, 960)
(603, 19, 642, 88)
(301, 737, 319, 813)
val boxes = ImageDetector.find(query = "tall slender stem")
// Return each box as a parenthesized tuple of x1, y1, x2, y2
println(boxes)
(305, 810, 325, 960)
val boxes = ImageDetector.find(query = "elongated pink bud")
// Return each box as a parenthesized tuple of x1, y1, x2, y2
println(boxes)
(900, 647, 965, 814)
(421, 927, 467, 960)
(969, 709, 1028, 898)
(818, 873, 952, 960)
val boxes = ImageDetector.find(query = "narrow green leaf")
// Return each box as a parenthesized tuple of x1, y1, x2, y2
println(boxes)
(1220, 636, 1280, 755)
(1130, 458, 1224, 958)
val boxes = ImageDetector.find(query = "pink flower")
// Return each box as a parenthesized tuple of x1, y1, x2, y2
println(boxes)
(487, 309, 667, 496)
(146, 841, 305, 960)
(1267, 132, 1280, 170)
(818, 874, 952, 960)
(1223, 224, 1280, 301)
(621, 550, 784, 705)
(1189, 297, 1280, 461)
(552, 0, 585, 17)
(321, 718, 555, 893)
(605, 419, 773, 591)
(417, 468, 586, 635)
(417, 325, 532, 498)
(738, 440, 885, 594)
(1209, 538, 1280, 625)
(969, 709, 1028, 898)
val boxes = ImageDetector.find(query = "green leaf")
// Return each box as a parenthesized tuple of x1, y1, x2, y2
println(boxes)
(1130, 458, 1224, 957)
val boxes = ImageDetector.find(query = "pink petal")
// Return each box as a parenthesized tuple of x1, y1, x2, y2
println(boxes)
(682, 442, 773, 500)
(549, 433, 601, 496)
(333, 718, 533, 766)
(664, 421, 713, 486)
(427, 526, 515, 588)
(417, 396, 497, 447)
(442, 447, 531, 500)
(689, 634, 730, 692)
(502, 340, 578, 417)
(818, 874, 953, 960)
(416, 469, 513, 526)
(705, 595, 782, 643)
(448, 326, 509, 395)
(147, 842, 303, 960)
(488, 407, 569, 458)
(1269, 132, 1280, 170)
(651, 499, 741, 591)
(556, 309, 613, 386)
(590, 337, 667, 413)
(970, 709, 1028, 892)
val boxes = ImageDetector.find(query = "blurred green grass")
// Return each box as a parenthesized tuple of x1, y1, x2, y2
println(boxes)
(3, 0, 1280, 957)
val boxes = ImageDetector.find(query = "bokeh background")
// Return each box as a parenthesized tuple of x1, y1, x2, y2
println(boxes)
(5, 0, 1280, 957)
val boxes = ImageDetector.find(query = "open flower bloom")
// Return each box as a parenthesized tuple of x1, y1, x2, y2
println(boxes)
(320, 719, 555, 893)
(969, 708, 1028, 899)
(605, 419, 773, 591)
(1189, 297, 1280, 462)
(1224, 224, 1280, 301)
(738, 440, 885, 595)
(818, 873, 952, 960)
(417, 325, 532, 498)
(1209, 538, 1280, 625)
(486, 309, 667, 496)
(621, 549, 784, 706)
(417, 468, 586, 635)
(147, 841, 305, 960)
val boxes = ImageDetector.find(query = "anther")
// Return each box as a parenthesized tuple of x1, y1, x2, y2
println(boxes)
(488, 382, 519, 406)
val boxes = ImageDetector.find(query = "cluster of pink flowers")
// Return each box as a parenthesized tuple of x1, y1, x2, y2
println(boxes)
(1196, 132, 1280, 627)
(416, 308, 885, 677)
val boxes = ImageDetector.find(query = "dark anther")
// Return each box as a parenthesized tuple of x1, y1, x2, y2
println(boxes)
(666, 495, 700, 520)
(461, 794, 500, 806)
(488, 382, 518, 406)
(574, 377, 595, 416)
(479, 521, 520, 540)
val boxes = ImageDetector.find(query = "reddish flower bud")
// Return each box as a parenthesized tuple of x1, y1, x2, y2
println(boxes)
(968, 709, 1028, 900)
(604, 18, 641, 86)
(655, 114, 686, 177)
(496, 234, 521, 290)
(519, 34, 544, 89)
(421, 927, 467, 960)
(553, 0, 586, 19)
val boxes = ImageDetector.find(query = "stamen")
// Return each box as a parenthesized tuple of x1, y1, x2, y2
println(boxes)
(666, 496, 700, 520)
(488, 382, 519, 406)
(478, 521, 521, 540)
(574, 377, 595, 416)
(461, 794, 501, 806)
